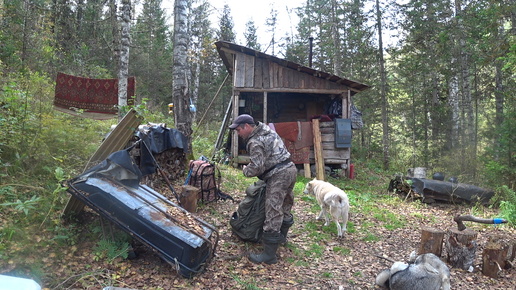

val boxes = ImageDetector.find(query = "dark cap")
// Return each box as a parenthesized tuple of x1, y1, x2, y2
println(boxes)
(229, 114, 255, 129)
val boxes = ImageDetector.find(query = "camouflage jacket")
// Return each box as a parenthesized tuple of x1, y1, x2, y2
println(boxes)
(243, 122, 291, 180)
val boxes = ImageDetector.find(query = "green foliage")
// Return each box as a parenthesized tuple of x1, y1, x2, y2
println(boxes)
(491, 186, 516, 226)
(92, 224, 132, 263)
(0, 195, 41, 216)
(93, 238, 130, 262)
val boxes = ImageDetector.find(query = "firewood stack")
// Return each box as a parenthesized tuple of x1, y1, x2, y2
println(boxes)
(140, 148, 186, 190)
(128, 140, 187, 198)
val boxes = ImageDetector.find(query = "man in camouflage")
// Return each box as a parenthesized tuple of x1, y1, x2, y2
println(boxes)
(229, 114, 297, 264)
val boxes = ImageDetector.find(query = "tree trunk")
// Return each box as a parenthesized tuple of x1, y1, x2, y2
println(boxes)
(118, 0, 131, 120)
(192, 59, 200, 123)
(172, 0, 193, 144)
(331, 0, 341, 75)
(110, 0, 120, 74)
(375, 0, 389, 170)
(448, 73, 460, 149)
(494, 59, 504, 158)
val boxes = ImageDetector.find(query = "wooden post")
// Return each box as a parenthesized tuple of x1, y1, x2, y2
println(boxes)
(445, 228, 478, 270)
(419, 227, 445, 257)
(263, 91, 268, 122)
(303, 163, 311, 178)
(312, 119, 325, 181)
(231, 93, 239, 164)
(180, 185, 199, 213)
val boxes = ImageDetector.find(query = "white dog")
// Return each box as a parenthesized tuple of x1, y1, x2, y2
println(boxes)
(303, 178, 349, 237)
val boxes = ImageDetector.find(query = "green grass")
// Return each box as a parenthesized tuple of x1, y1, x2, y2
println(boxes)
(230, 273, 262, 290)
(333, 246, 351, 255)
(362, 232, 381, 242)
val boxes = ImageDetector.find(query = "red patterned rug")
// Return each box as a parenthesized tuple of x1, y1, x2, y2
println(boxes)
(54, 72, 135, 119)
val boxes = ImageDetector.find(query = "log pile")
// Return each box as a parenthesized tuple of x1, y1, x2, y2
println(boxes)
(129, 142, 186, 199)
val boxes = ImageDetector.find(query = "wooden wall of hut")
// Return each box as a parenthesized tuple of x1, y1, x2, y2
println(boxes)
(235, 53, 354, 92)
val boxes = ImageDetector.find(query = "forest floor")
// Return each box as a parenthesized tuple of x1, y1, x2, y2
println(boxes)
(15, 173, 516, 289)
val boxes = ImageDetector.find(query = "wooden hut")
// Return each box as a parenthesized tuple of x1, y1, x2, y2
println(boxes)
(214, 41, 370, 179)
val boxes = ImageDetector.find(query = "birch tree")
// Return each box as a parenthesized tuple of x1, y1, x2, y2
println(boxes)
(118, 0, 131, 119)
(172, 0, 193, 141)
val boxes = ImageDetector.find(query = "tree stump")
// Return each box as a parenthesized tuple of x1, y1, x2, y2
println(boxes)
(419, 227, 445, 256)
(482, 235, 516, 278)
(180, 185, 199, 213)
(445, 228, 478, 270)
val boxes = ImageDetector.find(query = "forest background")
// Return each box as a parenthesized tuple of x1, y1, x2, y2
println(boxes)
(0, 0, 515, 288)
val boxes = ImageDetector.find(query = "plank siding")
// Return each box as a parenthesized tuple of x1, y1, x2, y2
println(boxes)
(244, 54, 254, 87)
(254, 58, 263, 88)
(234, 53, 245, 87)
(262, 60, 270, 89)
(230, 51, 356, 92)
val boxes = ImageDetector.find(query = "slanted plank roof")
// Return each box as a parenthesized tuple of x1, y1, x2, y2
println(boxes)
(215, 41, 371, 94)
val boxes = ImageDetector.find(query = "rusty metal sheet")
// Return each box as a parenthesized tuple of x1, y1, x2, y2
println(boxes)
(63, 108, 142, 216)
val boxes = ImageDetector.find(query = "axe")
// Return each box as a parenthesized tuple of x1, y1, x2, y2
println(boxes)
(454, 214, 508, 231)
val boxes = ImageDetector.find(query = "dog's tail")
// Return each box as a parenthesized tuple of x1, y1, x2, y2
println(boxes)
(330, 195, 349, 208)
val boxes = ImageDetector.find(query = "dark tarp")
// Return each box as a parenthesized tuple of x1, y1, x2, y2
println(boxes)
(79, 149, 142, 188)
(409, 178, 494, 204)
(136, 125, 188, 176)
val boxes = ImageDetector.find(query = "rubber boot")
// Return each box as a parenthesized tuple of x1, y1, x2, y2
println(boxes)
(249, 231, 282, 264)
(280, 215, 294, 244)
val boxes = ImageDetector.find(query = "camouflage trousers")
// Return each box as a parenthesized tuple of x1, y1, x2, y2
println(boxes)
(263, 163, 297, 232)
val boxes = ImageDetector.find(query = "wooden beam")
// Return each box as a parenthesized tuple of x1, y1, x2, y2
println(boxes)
(263, 91, 268, 122)
(231, 93, 239, 166)
(234, 87, 350, 94)
(304, 163, 311, 178)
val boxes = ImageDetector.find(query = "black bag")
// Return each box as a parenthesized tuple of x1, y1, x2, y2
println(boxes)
(229, 180, 266, 242)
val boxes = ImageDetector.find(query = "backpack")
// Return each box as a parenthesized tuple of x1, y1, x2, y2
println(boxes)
(187, 159, 220, 203)
(229, 180, 266, 243)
